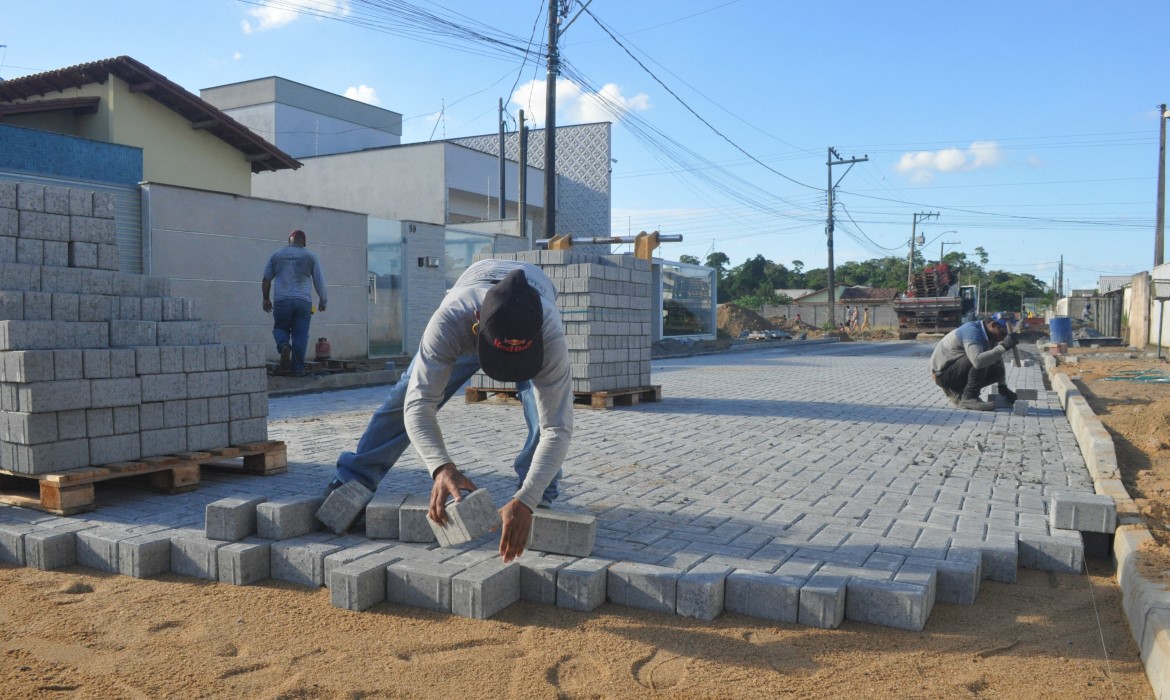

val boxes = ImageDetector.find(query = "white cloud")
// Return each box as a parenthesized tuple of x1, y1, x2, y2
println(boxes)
(241, 0, 349, 34)
(895, 141, 1004, 184)
(511, 78, 649, 128)
(232, 52, 243, 61)
(344, 84, 380, 105)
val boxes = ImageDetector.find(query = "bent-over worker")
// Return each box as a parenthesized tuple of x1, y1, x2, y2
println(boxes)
(929, 316, 1019, 411)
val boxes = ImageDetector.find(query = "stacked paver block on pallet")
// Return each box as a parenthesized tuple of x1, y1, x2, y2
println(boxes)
(0, 180, 269, 475)
(469, 250, 653, 394)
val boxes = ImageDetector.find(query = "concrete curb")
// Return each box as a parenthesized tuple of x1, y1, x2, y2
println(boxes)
(1044, 354, 1170, 699)
(268, 369, 400, 397)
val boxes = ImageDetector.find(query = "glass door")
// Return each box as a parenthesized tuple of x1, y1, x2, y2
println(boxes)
(367, 219, 404, 357)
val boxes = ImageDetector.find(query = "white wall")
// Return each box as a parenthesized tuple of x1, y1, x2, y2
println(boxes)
(143, 183, 370, 359)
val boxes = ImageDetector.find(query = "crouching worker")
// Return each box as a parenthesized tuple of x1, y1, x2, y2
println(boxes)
(929, 316, 1019, 411)
(327, 260, 572, 561)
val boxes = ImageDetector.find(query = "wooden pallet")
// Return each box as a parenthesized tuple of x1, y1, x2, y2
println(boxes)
(0, 440, 287, 516)
(465, 385, 663, 410)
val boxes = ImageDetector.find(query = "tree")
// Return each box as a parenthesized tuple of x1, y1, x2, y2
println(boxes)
(678, 254, 701, 266)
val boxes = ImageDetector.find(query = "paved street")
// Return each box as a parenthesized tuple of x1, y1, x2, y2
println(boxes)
(0, 340, 1093, 623)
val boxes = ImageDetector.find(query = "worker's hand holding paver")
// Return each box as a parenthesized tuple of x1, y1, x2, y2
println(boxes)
(429, 463, 476, 526)
(999, 332, 1020, 351)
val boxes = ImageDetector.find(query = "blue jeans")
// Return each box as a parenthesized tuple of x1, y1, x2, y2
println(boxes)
(272, 299, 312, 373)
(334, 354, 559, 503)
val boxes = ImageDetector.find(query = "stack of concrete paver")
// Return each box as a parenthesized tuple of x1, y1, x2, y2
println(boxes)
(0, 180, 268, 475)
(469, 250, 653, 394)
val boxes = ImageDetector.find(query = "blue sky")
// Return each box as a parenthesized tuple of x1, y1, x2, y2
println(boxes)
(4, 1, 1169, 291)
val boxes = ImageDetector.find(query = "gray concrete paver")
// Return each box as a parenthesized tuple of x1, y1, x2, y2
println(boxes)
(0, 341, 1095, 628)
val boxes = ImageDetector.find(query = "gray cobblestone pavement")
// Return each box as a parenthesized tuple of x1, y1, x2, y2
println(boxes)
(0, 341, 1094, 628)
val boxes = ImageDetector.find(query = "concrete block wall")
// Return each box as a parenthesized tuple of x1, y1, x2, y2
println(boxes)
(0, 179, 269, 474)
(470, 250, 653, 393)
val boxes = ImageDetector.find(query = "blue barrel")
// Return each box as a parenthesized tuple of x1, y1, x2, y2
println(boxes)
(1050, 316, 1073, 344)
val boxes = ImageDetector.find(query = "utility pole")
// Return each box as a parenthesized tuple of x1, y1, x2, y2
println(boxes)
(543, 0, 561, 242)
(519, 109, 529, 248)
(907, 211, 938, 290)
(1156, 103, 1167, 267)
(1058, 255, 1064, 299)
(826, 147, 868, 328)
(940, 239, 960, 265)
(498, 98, 506, 219)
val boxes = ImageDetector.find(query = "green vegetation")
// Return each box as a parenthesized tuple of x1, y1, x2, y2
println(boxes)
(702, 248, 1050, 313)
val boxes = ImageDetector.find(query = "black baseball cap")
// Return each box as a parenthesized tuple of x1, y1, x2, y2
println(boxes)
(477, 269, 544, 382)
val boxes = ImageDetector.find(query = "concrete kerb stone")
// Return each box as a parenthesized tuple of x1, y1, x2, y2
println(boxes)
(0, 522, 36, 565)
(799, 574, 847, 629)
(676, 562, 732, 621)
(170, 531, 226, 580)
(323, 542, 395, 584)
(1046, 359, 1170, 700)
(845, 577, 935, 632)
(76, 527, 129, 573)
(25, 528, 80, 570)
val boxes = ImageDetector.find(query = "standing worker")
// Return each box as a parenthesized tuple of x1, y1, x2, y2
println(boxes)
(262, 229, 327, 377)
(326, 260, 572, 562)
(929, 315, 1019, 411)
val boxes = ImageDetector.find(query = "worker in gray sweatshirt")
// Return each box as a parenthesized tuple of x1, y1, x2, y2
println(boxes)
(328, 260, 572, 561)
(929, 316, 1019, 411)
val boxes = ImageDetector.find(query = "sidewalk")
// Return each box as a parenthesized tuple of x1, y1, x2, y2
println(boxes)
(0, 341, 1094, 632)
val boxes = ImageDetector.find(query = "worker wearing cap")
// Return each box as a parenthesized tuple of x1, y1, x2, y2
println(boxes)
(929, 316, 1020, 411)
(328, 260, 571, 561)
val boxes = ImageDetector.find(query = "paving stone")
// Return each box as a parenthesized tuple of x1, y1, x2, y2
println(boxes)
(724, 570, 803, 623)
(527, 507, 596, 557)
(1012, 400, 1030, 416)
(1050, 492, 1117, 534)
(271, 538, 345, 587)
(676, 562, 732, 620)
(365, 491, 408, 540)
(386, 559, 466, 612)
(118, 532, 173, 578)
(399, 494, 436, 543)
(208, 496, 269, 545)
(1019, 529, 1084, 574)
(517, 552, 576, 604)
(908, 554, 980, 605)
(170, 531, 226, 580)
(323, 542, 395, 583)
(330, 551, 403, 611)
(429, 488, 500, 547)
(76, 527, 127, 573)
(845, 577, 935, 632)
(217, 538, 271, 585)
(607, 562, 682, 614)
(557, 557, 613, 612)
(0, 523, 34, 565)
(26, 527, 87, 570)
(317, 481, 373, 535)
(451, 558, 521, 619)
(799, 574, 848, 629)
(257, 496, 322, 540)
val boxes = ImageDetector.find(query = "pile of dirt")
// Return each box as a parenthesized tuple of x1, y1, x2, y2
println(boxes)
(716, 303, 777, 338)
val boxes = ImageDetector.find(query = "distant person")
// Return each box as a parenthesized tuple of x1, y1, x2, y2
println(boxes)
(929, 316, 1019, 411)
(849, 305, 859, 330)
(1083, 302, 1092, 321)
(262, 229, 327, 377)
(795, 313, 802, 326)
(861, 308, 870, 331)
(327, 261, 572, 562)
